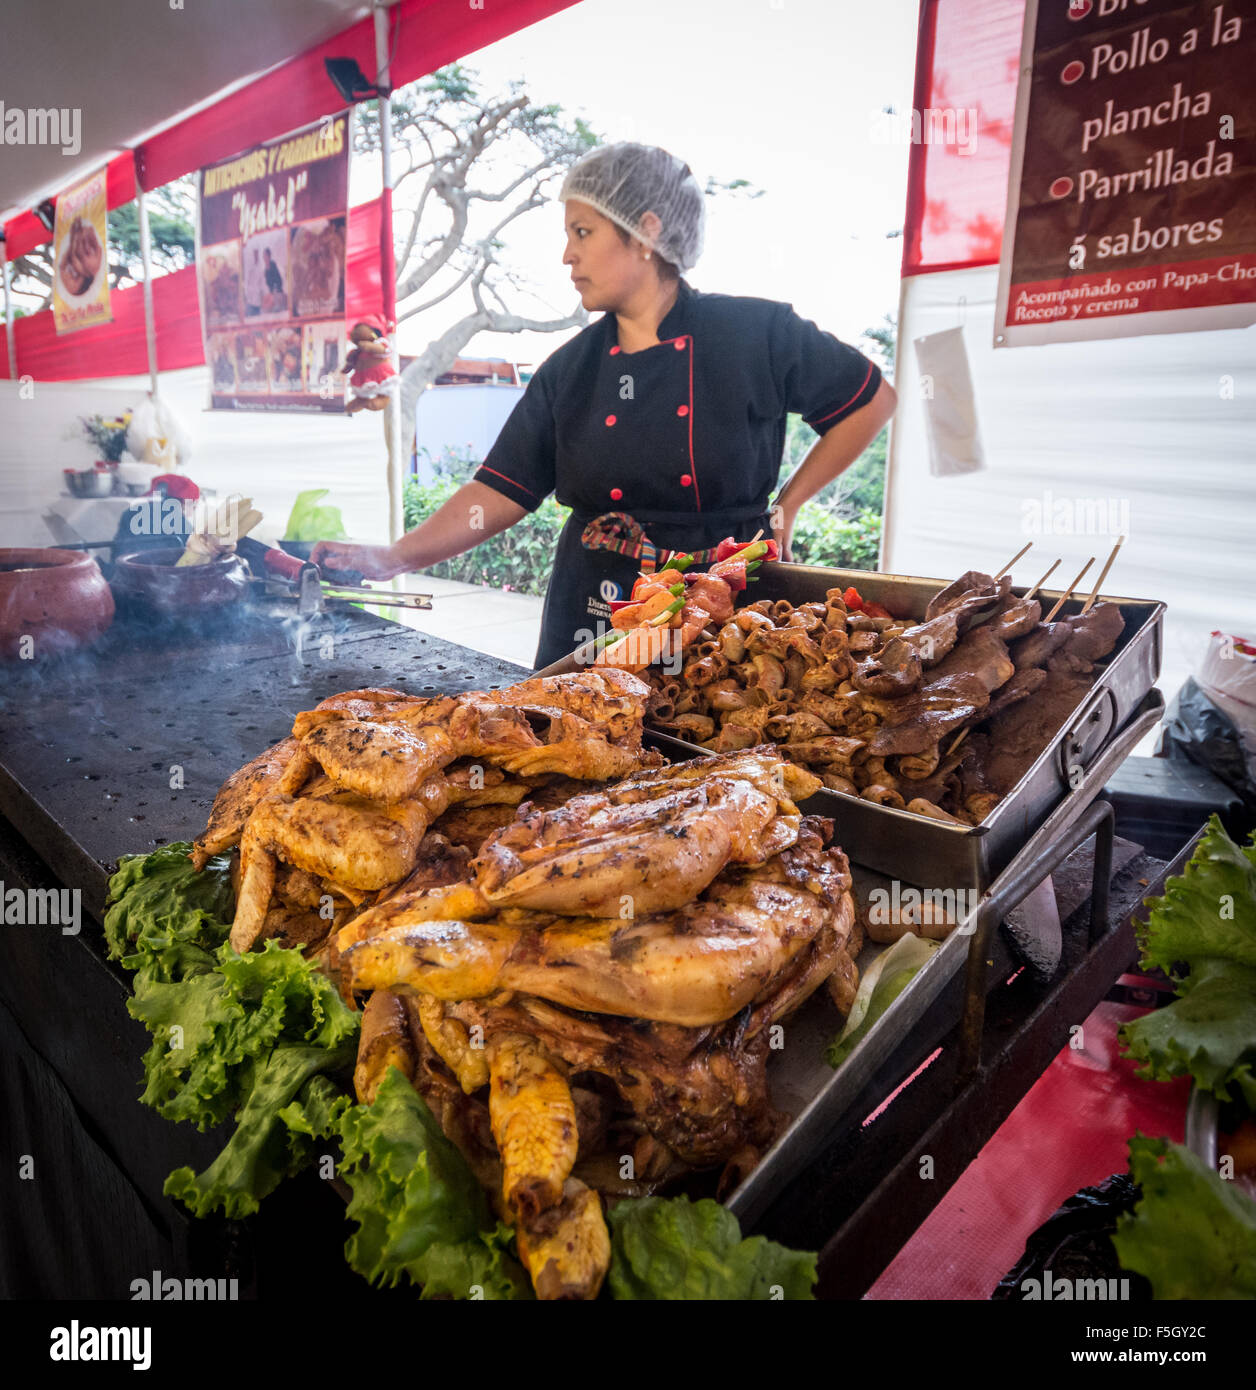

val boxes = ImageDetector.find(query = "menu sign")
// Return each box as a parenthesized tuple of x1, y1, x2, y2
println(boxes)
(197, 113, 351, 411)
(995, 0, 1256, 346)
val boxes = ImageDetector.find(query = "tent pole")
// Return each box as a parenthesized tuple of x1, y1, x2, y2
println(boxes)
(878, 268, 910, 571)
(1, 234, 15, 380)
(375, 2, 403, 550)
(137, 188, 160, 397)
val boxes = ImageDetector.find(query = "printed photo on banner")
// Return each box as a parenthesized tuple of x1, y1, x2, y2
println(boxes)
(290, 216, 346, 318)
(195, 111, 351, 411)
(302, 321, 344, 399)
(242, 226, 290, 320)
(52, 167, 112, 335)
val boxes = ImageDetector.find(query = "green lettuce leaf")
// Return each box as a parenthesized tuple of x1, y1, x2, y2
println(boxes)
(608, 1196, 816, 1300)
(104, 841, 234, 981)
(1119, 816, 1256, 1104)
(1131, 814, 1256, 983)
(128, 938, 359, 1132)
(109, 844, 360, 1218)
(1112, 1136, 1256, 1300)
(165, 1061, 353, 1220)
(283, 488, 348, 542)
(338, 1067, 531, 1300)
(827, 932, 940, 1068)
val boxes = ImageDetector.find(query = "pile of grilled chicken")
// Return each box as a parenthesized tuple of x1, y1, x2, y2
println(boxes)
(192, 670, 859, 1299)
(645, 569, 1125, 825)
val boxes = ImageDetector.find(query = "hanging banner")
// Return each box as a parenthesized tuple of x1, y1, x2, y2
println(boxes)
(52, 168, 112, 335)
(995, 0, 1256, 347)
(197, 111, 350, 411)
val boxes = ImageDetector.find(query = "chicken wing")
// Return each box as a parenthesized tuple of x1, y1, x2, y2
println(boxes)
(487, 1031, 578, 1220)
(354, 990, 417, 1104)
(515, 1178, 610, 1301)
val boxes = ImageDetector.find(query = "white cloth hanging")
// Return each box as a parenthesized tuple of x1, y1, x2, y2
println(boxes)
(914, 325, 985, 477)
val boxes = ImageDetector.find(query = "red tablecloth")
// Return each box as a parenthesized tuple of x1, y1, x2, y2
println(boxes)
(866, 982, 1190, 1300)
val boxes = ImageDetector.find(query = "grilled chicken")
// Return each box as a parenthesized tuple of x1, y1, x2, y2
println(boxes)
(192, 736, 299, 868)
(340, 818, 851, 1028)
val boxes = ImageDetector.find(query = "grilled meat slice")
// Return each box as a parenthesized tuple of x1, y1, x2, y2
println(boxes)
(863, 672, 990, 757)
(1010, 621, 1071, 670)
(928, 627, 1014, 693)
(1062, 601, 1125, 662)
(899, 610, 960, 666)
(984, 666, 1047, 719)
(353, 990, 417, 1104)
(990, 592, 1042, 641)
(977, 669, 1095, 794)
(925, 570, 1009, 625)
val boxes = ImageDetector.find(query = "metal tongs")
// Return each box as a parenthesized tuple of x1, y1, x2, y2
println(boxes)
(235, 539, 431, 616)
(294, 563, 433, 616)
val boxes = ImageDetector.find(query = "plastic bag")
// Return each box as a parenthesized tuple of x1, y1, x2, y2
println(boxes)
(126, 395, 193, 467)
(1159, 677, 1256, 806)
(283, 489, 347, 542)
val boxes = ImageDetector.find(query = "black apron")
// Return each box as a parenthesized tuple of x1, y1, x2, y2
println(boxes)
(532, 325, 772, 669)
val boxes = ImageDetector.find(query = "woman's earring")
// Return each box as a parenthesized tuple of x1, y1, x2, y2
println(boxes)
(644, 251, 652, 260)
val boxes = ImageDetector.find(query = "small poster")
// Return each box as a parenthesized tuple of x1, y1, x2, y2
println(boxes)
(52, 168, 112, 335)
(196, 112, 351, 410)
(995, 0, 1256, 346)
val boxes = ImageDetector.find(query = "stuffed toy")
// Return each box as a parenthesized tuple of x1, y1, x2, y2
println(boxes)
(342, 315, 397, 413)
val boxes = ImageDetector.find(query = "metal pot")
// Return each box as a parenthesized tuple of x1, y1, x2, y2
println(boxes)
(110, 548, 250, 617)
(0, 548, 115, 658)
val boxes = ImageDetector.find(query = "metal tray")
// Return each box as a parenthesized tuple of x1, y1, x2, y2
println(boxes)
(646, 561, 1165, 894)
(724, 688, 1164, 1226)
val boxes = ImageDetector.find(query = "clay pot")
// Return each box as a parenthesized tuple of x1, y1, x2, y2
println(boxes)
(110, 547, 249, 617)
(0, 548, 116, 659)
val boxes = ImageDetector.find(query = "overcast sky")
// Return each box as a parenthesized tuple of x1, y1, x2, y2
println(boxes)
(368, 0, 919, 369)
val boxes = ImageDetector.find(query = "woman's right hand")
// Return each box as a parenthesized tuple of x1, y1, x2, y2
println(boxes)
(310, 541, 401, 580)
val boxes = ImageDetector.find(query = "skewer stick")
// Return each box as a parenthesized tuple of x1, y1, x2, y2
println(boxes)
(994, 541, 1033, 579)
(748, 527, 764, 543)
(1079, 536, 1124, 615)
(947, 727, 970, 756)
(1044, 557, 1095, 623)
(1023, 558, 1060, 602)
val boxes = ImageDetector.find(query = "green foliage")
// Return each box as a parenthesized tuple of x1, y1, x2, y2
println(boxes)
(404, 474, 570, 596)
(790, 503, 881, 572)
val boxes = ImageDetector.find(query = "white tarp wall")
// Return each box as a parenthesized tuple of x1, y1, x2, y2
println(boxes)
(0, 368, 392, 549)
(884, 265, 1256, 715)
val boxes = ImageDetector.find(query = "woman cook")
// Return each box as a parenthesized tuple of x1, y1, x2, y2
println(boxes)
(314, 142, 897, 669)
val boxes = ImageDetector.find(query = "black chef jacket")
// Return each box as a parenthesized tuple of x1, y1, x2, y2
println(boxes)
(472, 277, 882, 669)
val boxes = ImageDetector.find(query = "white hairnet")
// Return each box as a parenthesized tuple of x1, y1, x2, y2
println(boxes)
(560, 142, 705, 272)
